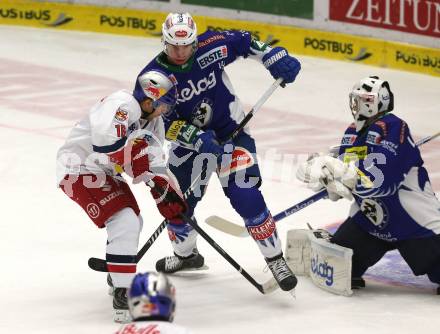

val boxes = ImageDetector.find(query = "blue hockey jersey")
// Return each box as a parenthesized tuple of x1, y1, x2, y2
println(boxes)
(136, 30, 260, 151)
(338, 114, 440, 241)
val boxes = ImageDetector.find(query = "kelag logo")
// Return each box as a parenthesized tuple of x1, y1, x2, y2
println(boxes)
(0, 7, 72, 27)
(311, 254, 334, 286)
(304, 37, 372, 61)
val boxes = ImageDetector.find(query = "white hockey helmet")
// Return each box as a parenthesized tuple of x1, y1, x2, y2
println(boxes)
(349, 76, 394, 132)
(133, 70, 177, 114)
(128, 272, 176, 322)
(162, 12, 197, 53)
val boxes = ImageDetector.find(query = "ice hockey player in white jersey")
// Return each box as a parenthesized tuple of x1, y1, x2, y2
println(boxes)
(56, 70, 188, 322)
(297, 76, 440, 292)
(115, 272, 190, 334)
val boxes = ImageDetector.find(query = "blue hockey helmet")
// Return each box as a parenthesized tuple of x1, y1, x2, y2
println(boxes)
(128, 272, 176, 321)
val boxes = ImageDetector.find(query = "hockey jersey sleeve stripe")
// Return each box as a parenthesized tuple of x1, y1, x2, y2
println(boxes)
(106, 253, 137, 263)
(107, 263, 137, 273)
(92, 136, 127, 154)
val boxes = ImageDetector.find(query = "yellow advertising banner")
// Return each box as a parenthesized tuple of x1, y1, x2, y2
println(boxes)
(0, 0, 438, 77)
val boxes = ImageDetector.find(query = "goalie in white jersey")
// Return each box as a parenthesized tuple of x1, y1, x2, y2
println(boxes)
(56, 70, 188, 323)
(115, 272, 191, 334)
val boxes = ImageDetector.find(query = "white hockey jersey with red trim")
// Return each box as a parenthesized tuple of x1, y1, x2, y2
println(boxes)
(56, 90, 166, 184)
(115, 321, 191, 334)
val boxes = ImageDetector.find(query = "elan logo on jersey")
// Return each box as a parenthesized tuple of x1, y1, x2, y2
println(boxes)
(197, 45, 228, 69)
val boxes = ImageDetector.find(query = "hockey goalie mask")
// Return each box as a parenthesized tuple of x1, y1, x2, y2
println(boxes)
(128, 272, 176, 322)
(162, 12, 198, 56)
(349, 76, 394, 132)
(133, 70, 178, 117)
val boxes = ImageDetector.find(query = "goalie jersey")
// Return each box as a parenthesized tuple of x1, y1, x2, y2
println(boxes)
(338, 113, 440, 241)
(137, 29, 262, 153)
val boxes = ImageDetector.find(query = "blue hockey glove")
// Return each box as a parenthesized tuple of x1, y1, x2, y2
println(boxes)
(194, 130, 224, 155)
(194, 130, 234, 164)
(262, 47, 301, 85)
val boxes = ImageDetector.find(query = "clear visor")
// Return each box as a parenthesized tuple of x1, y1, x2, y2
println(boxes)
(349, 92, 376, 115)
(152, 99, 175, 116)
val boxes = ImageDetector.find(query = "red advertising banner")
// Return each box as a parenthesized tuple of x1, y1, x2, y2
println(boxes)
(329, 0, 440, 38)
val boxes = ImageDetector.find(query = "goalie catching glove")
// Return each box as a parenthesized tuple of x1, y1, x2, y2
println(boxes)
(296, 155, 358, 201)
(150, 175, 188, 220)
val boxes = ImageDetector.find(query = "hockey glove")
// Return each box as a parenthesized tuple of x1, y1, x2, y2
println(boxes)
(262, 47, 301, 85)
(194, 130, 234, 164)
(296, 155, 357, 201)
(108, 139, 151, 184)
(150, 175, 188, 220)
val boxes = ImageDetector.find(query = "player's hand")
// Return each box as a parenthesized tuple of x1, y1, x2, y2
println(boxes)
(296, 155, 357, 200)
(194, 130, 222, 154)
(150, 175, 188, 220)
(108, 139, 151, 183)
(262, 47, 301, 85)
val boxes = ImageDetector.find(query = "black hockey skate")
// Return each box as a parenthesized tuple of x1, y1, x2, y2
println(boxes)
(156, 249, 205, 274)
(113, 287, 130, 323)
(351, 277, 366, 289)
(266, 253, 298, 291)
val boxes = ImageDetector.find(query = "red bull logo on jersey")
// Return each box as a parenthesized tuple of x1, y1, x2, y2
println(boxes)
(197, 45, 228, 69)
(114, 108, 128, 122)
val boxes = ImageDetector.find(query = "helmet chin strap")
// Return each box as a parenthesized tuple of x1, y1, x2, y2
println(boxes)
(357, 111, 388, 135)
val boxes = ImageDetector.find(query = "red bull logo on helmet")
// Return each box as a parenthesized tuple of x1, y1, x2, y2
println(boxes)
(145, 83, 166, 100)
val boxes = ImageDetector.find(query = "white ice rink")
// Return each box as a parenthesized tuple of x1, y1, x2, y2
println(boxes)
(1, 26, 439, 333)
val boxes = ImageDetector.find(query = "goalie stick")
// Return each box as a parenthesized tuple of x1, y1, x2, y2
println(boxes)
(206, 131, 440, 237)
(87, 78, 284, 273)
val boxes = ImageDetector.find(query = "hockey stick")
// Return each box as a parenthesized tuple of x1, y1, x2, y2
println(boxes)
(87, 78, 284, 272)
(87, 220, 168, 272)
(183, 213, 279, 294)
(206, 131, 440, 237)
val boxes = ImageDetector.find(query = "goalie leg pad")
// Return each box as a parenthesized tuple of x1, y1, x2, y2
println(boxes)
(285, 228, 354, 296)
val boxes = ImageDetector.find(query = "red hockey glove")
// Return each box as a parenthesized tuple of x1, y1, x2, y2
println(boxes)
(150, 175, 188, 220)
(108, 139, 151, 183)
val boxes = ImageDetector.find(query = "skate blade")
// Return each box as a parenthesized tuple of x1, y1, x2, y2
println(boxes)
(288, 288, 296, 299)
(179, 264, 210, 272)
(169, 265, 210, 277)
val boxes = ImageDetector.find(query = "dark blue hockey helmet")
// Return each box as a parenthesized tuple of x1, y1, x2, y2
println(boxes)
(128, 272, 176, 321)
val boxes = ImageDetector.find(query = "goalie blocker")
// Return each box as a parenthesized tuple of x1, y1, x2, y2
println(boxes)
(285, 229, 354, 296)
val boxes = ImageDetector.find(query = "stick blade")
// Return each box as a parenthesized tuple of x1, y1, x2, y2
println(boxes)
(261, 277, 280, 294)
(205, 215, 248, 237)
(88, 257, 108, 272)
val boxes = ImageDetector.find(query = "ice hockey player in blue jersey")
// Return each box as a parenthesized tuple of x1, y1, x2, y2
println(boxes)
(135, 12, 301, 292)
(115, 272, 191, 333)
(297, 76, 440, 291)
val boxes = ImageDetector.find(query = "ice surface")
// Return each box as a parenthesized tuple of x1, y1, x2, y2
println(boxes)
(1, 26, 439, 334)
